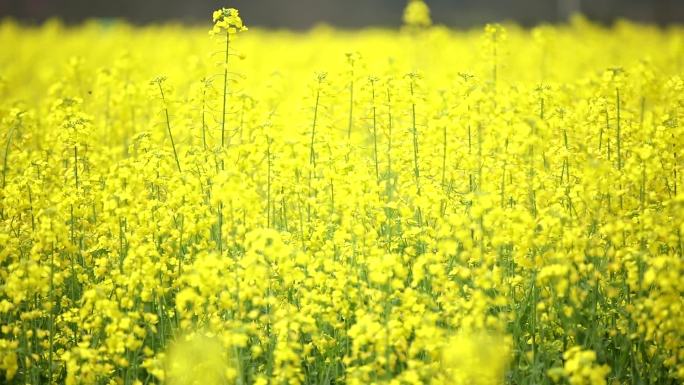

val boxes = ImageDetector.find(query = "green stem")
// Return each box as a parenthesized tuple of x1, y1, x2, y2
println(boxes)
(442, 124, 447, 188)
(500, 138, 508, 208)
(600, 107, 608, 153)
(310, 83, 321, 169)
(1, 118, 18, 220)
(2, 119, 17, 191)
(221, 31, 231, 148)
(217, 202, 223, 253)
(616, 88, 624, 210)
(281, 187, 289, 232)
(48, 243, 55, 384)
(616, 88, 622, 170)
(386, 87, 393, 195)
(28, 185, 36, 232)
(371, 80, 379, 183)
(201, 85, 208, 151)
(266, 136, 272, 227)
(409, 79, 420, 195)
(74, 145, 79, 189)
(385, 87, 394, 251)
(347, 68, 354, 140)
(157, 83, 182, 173)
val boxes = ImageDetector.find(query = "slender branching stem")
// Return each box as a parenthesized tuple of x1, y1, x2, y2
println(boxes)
(221, 31, 231, 148)
(156, 82, 182, 173)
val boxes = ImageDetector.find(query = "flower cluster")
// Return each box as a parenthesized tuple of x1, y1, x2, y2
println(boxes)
(548, 347, 611, 385)
(211, 8, 248, 35)
(403, 0, 432, 29)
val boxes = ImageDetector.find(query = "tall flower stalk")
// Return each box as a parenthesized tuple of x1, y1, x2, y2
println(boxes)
(211, 8, 248, 149)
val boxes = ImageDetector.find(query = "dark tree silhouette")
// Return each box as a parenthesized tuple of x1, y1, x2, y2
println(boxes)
(0, 0, 681, 27)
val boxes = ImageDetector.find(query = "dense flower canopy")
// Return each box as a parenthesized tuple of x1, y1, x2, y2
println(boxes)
(0, 3, 683, 385)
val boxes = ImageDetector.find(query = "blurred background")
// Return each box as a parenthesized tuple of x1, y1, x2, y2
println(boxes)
(0, 0, 682, 28)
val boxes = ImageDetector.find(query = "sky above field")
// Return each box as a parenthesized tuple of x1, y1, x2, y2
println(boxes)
(0, 0, 682, 27)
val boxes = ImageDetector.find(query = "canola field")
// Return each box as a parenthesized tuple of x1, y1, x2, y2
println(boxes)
(1, 3, 684, 385)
